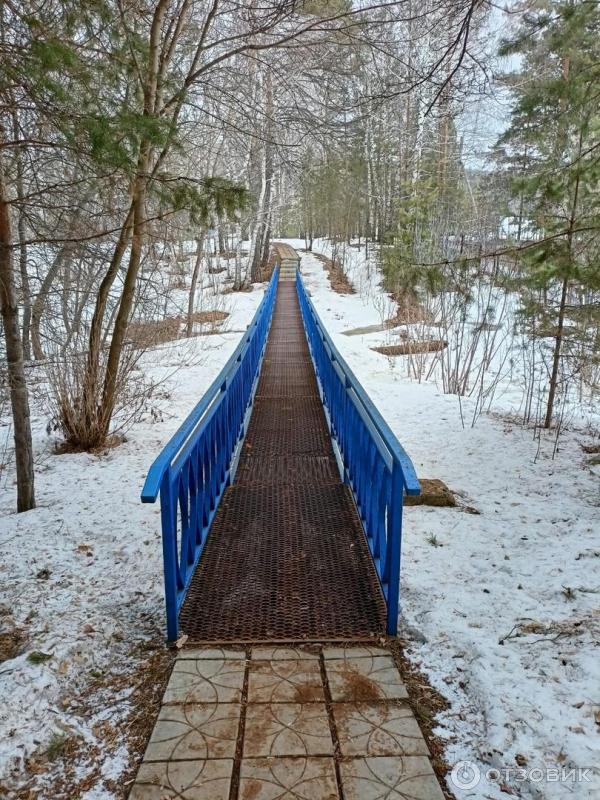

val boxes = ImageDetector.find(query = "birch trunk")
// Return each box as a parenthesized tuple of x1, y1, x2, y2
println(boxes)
(234, 223, 243, 290)
(249, 70, 274, 282)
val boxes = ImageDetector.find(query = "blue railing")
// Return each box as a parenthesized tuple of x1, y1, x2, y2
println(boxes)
(141, 269, 279, 641)
(296, 272, 420, 635)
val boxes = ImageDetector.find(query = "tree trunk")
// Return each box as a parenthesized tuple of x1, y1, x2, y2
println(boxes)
(544, 275, 568, 429)
(250, 70, 274, 282)
(17, 208, 31, 361)
(94, 0, 170, 439)
(82, 203, 133, 420)
(100, 168, 148, 438)
(544, 122, 581, 429)
(233, 223, 243, 290)
(187, 233, 205, 337)
(250, 156, 268, 282)
(12, 111, 31, 361)
(217, 220, 225, 255)
(0, 140, 35, 512)
(260, 210, 272, 269)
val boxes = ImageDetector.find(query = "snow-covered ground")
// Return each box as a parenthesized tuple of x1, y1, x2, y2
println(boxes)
(1, 239, 598, 799)
(0, 281, 264, 798)
(293, 242, 600, 800)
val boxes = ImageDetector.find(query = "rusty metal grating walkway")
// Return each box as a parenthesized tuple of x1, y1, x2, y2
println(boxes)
(179, 281, 387, 641)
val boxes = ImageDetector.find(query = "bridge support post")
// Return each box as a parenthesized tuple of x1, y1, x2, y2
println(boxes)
(160, 473, 179, 643)
(386, 461, 404, 636)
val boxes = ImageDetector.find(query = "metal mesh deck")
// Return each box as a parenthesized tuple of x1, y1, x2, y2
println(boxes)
(180, 281, 386, 641)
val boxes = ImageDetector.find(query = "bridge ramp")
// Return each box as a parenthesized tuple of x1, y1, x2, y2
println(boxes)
(179, 281, 386, 641)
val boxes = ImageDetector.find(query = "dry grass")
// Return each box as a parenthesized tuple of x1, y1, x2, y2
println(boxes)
(54, 432, 125, 456)
(110, 644, 175, 798)
(127, 317, 181, 348)
(404, 478, 456, 508)
(373, 340, 447, 357)
(0, 626, 25, 663)
(126, 310, 229, 347)
(582, 443, 600, 454)
(190, 310, 229, 325)
(216, 250, 239, 260)
(223, 284, 253, 294)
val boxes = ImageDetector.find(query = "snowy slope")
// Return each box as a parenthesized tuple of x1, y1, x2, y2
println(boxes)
(295, 244, 600, 800)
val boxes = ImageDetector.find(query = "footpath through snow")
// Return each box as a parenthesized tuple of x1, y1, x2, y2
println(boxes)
(294, 241, 600, 800)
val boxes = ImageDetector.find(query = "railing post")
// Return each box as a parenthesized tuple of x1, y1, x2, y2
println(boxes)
(342, 374, 351, 486)
(386, 460, 404, 636)
(160, 471, 179, 643)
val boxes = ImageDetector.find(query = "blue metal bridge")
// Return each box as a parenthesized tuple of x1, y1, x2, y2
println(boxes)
(142, 254, 420, 643)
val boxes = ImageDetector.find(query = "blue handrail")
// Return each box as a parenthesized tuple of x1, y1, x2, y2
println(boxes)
(296, 271, 420, 635)
(141, 269, 279, 641)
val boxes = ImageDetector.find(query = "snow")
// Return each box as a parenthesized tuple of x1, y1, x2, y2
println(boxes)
(1, 237, 598, 799)
(292, 241, 600, 800)
(0, 280, 264, 797)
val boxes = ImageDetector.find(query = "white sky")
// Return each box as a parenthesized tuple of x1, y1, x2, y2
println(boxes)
(458, 2, 522, 169)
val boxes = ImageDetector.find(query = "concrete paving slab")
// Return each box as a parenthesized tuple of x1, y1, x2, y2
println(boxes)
(252, 646, 319, 661)
(322, 646, 389, 660)
(134, 644, 443, 800)
(239, 756, 338, 799)
(178, 647, 246, 660)
(244, 702, 333, 757)
(163, 659, 245, 704)
(326, 656, 408, 702)
(129, 758, 233, 799)
(248, 659, 325, 703)
(333, 703, 429, 757)
(340, 756, 445, 800)
(144, 703, 241, 761)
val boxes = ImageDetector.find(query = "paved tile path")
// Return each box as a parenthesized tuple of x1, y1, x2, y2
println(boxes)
(130, 645, 445, 800)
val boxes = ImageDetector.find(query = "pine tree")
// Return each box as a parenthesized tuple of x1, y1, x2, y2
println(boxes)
(497, 0, 600, 427)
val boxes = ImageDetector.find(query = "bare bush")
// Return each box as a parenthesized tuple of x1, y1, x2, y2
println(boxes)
(46, 345, 151, 451)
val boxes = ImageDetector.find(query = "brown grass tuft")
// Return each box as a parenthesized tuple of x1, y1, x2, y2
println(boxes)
(373, 340, 447, 357)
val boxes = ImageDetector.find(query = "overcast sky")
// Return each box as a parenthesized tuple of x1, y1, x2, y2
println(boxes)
(458, 2, 522, 169)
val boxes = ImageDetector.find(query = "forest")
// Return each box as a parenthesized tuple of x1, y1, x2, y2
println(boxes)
(0, 1, 599, 799)
(1, 0, 598, 512)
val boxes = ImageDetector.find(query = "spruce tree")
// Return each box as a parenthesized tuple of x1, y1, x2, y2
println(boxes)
(497, 0, 600, 427)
